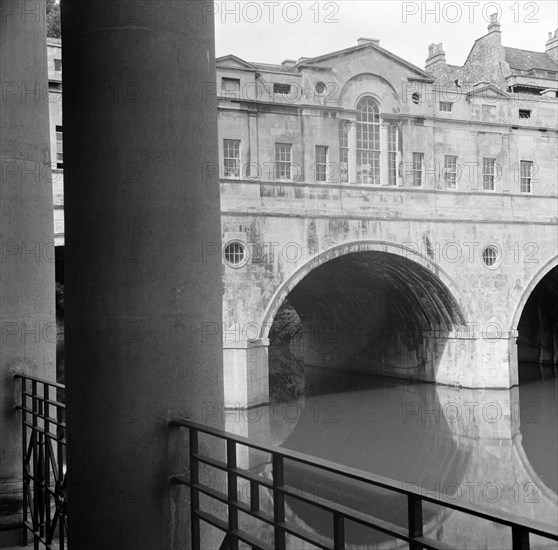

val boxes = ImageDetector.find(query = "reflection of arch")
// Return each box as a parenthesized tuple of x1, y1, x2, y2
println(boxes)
(259, 240, 469, 340)
(509, 255, 558, 331)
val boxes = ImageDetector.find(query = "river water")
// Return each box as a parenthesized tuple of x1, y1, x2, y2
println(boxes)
(228, 351, 558, 549)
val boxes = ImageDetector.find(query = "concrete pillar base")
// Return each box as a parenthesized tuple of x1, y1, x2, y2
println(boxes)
(223, 339, 270, 408)
(435, 331, 519, 388)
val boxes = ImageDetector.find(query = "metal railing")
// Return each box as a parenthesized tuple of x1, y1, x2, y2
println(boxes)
(169, 418, 558, 550)
(15, 374, 67, 549)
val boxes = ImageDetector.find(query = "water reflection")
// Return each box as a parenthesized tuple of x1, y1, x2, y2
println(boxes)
(227, 349, 558, 549)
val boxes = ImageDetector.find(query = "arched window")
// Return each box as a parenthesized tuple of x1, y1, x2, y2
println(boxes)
(356, 97, 380, 184)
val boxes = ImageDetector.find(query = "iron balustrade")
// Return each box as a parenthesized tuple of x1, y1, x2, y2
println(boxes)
(169, 418, 558, 550)
(15, 374, 67, 549)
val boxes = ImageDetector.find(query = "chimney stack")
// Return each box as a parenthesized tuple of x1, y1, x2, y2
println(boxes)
(487, 13, 501, 33)
(546, 29, 558, 61)
(425, 43, 447, 75)
(358, 37, 380, 47)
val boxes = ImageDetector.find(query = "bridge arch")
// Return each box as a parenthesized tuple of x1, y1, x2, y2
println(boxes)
(260, 240, 469, 340)
(259, 240, 470, 380)
(509, 255, 558, 331)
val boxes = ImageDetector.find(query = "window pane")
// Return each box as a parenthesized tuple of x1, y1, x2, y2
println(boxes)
(223, 139, 241, 178)
(275, 143, 292, 180)
(520, 160, 533, 193)
(222, 78, 240, 97)
(483, 158, 495, 190)
(444, 155, 458, 189)
(339, 121, 349, 183)
(356, 98, 380, 184)
(315, 145, 328, 182)
(412, 153, 424, 187)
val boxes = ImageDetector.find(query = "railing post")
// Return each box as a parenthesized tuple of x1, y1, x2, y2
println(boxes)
(272, 454, 285, 550)
(408, 493, 423, 550)
(44, 384, 52, 541)
(20, 377, 28, 547)
(38, 383, 46, 541)
(226, 440, 238, 550)
(190, 429, 200, 550)
(250, 480, 260, 513)
(57, 385, 66, 550)
(512, 526, 530, 550)
(333, 513, 345, 550)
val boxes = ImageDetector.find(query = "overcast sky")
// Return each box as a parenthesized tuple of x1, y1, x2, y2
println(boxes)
(214, 0, 558, 69)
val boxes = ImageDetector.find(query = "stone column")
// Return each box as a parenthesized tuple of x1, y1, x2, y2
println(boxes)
(61, 1, 224, 548)
(0, 0, 56, 542)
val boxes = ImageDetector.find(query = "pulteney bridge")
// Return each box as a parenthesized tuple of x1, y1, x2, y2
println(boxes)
(207, 28, 558, 408)
(217, 179, 557, 408)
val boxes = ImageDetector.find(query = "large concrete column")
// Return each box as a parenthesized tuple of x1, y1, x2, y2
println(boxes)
(0, 0, 56, 542)
(61, 1, 224, 548)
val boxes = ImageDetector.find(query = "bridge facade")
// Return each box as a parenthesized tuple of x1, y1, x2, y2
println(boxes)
(212, 27, 558, 407)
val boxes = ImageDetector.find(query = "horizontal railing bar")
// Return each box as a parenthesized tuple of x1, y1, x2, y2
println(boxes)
(177, 455, 453, 548)
(171, 419, 558, 540)
(17, 405, 66, 428)
(171, 477, 229, 505)
(179, 464, 453, 549)
(230, 467, 274, 490)
(193, 453, 228, 471)
(22, 421, 66, 443)
(234, 500, 275, 527)
(196, 510, 274, 550)
(173, 476, 278, 529)
(276, 520, 332, 550)
(14, 373, 65, 389)
(22, 391, 66, 409)
(279, 485, 409, 543)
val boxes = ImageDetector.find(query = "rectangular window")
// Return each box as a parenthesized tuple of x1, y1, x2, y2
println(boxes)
(273, 83, 291, 95)
(221, 78, 240, 97)
(444, 155, 458, 189)
(519, 109, 531, 119)
(483, 158, 496, 190)
(439, 101, 453, 112)
(55, 125, 63, 168)
(412, 153, 424, 187)
(223, 139, 241, 179)
(315, 145, 328, 182)
(275, 143, 292, 180)
(339, 121, 349, 183)
(54, 58, 62, 72)
(388, 125, 398, 186)
(520, 160, 533, 193)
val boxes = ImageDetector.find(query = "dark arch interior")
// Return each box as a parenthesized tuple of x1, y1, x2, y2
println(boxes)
(271, 251, 464, 381)
(517, 266, 558, 383)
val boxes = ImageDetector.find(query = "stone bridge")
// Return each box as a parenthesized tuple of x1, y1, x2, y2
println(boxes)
(217, 181, 558, 407)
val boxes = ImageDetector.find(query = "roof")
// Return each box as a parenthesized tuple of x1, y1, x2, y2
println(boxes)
(504, 47, 557, 72)
(251, 62, 295, 74)
(294, 42, 433, 79)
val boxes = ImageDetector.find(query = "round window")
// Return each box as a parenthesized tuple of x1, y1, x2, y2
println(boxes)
(482, 246, 499, 267)
(224, 242, 246, 266)
(315, 82, 326, 95)
(412, 92, 421, 104)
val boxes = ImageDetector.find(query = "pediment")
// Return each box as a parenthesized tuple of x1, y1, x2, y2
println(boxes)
(216, 55, 258, 72)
